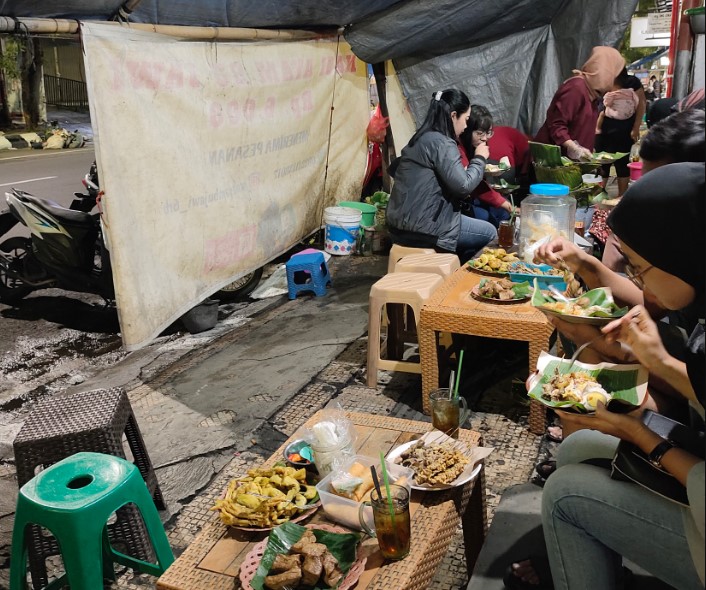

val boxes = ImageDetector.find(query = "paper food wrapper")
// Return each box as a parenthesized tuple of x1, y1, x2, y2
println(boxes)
(406, 430, 494, 490)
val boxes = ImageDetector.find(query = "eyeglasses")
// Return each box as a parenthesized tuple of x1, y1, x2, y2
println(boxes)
(625, 263, 653, 289)
(472, 129, 494, 139)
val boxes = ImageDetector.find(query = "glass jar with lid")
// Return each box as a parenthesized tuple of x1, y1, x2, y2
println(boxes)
(519, 184, 576, 258)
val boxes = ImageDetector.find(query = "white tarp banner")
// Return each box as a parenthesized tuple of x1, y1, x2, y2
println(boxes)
(80, 23, 369, 349)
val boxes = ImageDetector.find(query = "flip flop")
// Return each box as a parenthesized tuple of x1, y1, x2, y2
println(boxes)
(535, 460, 557, 480)
(545, 426, 563, 444)
(503, 554, 554, 590)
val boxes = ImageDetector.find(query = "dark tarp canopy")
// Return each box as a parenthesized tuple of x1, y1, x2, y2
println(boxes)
(0, 0, 637, 134)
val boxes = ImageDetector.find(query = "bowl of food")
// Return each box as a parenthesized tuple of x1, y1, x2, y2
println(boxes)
(283, 439, 315, 469)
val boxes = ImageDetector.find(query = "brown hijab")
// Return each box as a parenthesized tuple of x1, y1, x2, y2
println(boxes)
(572, 46, 625, 101)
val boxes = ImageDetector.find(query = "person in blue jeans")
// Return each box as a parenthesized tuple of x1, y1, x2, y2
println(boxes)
(506, 163, 705, 590)
(386, 89, 496, 262)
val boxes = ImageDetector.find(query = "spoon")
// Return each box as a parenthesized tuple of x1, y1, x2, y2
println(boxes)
(548, 284, 571, 303)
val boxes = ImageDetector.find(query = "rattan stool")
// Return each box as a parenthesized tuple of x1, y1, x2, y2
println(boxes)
(393, 252, 460, 278)
(367, 272, 443, 387)
(286, 251, 332, 299)
(13, 387, 165, 588)
(387, 244, 435, 274)
(10, 452, 174, 590)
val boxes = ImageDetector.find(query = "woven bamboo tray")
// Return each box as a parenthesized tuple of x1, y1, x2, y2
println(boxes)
(156, 411, 486, 590)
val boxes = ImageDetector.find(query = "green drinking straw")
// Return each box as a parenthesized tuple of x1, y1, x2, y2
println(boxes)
(379, 451, 396, 527)
(453, 349, 465, 399)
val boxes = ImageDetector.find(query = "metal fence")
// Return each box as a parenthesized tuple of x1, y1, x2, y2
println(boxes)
(43, 75, 89, 111)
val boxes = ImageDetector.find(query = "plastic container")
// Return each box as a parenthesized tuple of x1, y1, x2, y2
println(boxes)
(338, 201, 377, 227)
(508, 262, 567, 291)
(627, 161, 643, 181)
(685, 6, 705, 34)
(323, 206, 362, 256)
(309, 429, 356, 477)
(519, 184, 576, 257)
(315, 455, 413, 531)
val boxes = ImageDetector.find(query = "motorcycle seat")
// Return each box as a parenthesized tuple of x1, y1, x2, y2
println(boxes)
(20, 191, 95, 227)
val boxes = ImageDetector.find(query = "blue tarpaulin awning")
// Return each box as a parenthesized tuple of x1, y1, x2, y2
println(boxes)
(629, 47, 668, 70)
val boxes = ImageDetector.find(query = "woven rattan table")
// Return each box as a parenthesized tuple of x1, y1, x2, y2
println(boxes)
(419, 267, 553, 434)
(157, 411, 486, 590)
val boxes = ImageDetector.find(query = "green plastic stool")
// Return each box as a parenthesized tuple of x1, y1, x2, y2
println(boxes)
(10, 452, 174, 590)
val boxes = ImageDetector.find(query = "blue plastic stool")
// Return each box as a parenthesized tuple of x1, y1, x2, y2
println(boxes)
(286, 252, 332, 300)
(10, 452, 174, 590)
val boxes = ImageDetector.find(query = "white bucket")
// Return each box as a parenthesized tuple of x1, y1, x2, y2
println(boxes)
(324, 207, 362, 255)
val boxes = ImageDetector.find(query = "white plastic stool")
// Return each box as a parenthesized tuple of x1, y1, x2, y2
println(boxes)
(394, 252, 460, 278)
(387, 245, 435, 274)
(367, 272, 443, 387)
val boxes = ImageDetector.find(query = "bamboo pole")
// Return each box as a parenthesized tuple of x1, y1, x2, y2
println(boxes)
(0, 17, 339, 41)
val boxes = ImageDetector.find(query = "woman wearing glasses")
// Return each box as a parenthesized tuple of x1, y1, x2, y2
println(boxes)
(506, 162, 705, 590)
(458, 105, 522, 227)
(386, 89, 497, 261)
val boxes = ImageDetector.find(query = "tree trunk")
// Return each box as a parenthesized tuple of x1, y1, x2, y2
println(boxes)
(20, 38, 43, 130)
(0, 71, 11, 129)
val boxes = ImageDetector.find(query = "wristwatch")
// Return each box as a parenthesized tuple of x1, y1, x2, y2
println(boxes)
(647, 439, 675, 469)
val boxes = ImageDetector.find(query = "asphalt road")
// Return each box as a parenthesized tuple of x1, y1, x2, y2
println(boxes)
(0, 146, 95, 207)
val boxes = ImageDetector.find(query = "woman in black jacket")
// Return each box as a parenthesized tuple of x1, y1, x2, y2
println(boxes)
(386, 89, 497, 262)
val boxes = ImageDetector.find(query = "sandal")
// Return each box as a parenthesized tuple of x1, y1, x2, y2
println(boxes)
(545, 426, 563, 444)
(503, 554, 554, 590)
(535, 460, 557, 481)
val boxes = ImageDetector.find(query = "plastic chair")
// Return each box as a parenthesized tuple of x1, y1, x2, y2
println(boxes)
(10, 452, 174, 590)
(286, 251, 332, 299)
(13, 387, 164, 588)
(387, 244, 435, 274)
(393, 252, 460, 278)
(367, 272, 443, 387)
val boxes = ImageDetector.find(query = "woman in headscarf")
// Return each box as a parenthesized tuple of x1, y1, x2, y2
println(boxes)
(534, 46, 626, 160)
(505, 162, 705, 590)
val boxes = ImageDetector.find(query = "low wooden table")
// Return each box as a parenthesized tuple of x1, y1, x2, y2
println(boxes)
(157, 411, 486, 590)
(418, 267, 553, 434)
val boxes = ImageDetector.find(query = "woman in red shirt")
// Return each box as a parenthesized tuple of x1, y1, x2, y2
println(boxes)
(534, 46, 626, 160)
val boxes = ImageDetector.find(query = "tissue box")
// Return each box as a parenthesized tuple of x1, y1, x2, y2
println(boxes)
(315, 455, 413, 531)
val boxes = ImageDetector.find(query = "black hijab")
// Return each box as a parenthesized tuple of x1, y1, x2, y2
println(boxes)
(609, 161, 706, 405)
(608, 162, 705, 297)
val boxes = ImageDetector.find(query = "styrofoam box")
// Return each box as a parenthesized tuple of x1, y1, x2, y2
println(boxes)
(315, 455, 413, 531)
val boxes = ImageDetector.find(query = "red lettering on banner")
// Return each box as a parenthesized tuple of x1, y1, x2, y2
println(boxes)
(336, 55, 357, 74)
(263, 96, 276, 118)
(243, 98, 256, 122)
(290, 90, 314, 118)
(229, 61, 250, 86)
(319, 56, 335, 76)
(209, 102, 224, 129)
(203, 226, 258, 272)
(226, 100, 241, 126)
(164, 66, 184, 90)
(254, 60, 280, 85)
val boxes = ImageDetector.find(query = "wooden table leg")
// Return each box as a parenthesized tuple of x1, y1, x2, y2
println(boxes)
(463, 466, 487, 576)
(419, 323, 439, 415)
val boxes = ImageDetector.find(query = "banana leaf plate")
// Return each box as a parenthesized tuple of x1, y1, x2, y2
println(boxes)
(527, 351, 648, 413)
(531, 281, 628, 326)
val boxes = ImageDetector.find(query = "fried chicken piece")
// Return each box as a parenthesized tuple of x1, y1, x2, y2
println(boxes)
(291, 530, 317, 553)
(271, 553, 301, 574)
(322, 551, 344, 587)
(301, 553, 323, 586)
(298, 542, 328, 558)
(264, 565, 302, 590)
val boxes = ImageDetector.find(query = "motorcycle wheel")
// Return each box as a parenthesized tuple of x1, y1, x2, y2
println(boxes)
(0, 237, 34, 304)
(214, 267, 264, 301)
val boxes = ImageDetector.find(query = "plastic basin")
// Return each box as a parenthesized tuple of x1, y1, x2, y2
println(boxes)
(338, 201, 377, 227)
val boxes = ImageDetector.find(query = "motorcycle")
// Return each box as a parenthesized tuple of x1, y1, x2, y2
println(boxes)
(0, 163, 262, 305)
(0, 172, 113, 304)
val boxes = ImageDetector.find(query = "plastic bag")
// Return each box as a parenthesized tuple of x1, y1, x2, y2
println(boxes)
(366, 105, 389, 144)
(302, 402, 356, 477)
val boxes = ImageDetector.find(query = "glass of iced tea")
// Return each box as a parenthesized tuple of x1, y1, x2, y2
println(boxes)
(358, 484, 411, 560)
(498, 219, 515, 249)
(430, 388, 470, 439)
